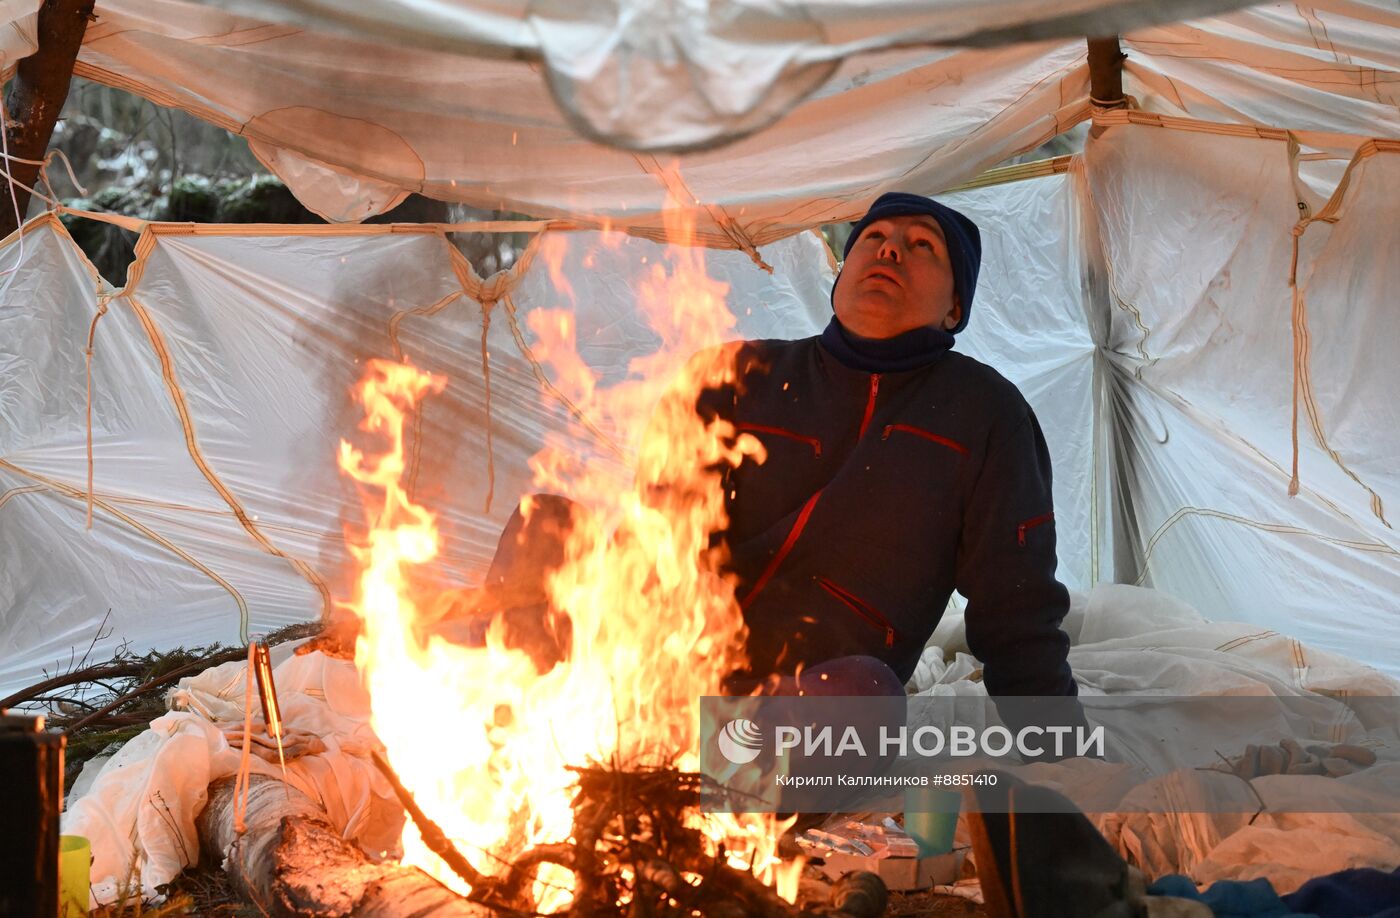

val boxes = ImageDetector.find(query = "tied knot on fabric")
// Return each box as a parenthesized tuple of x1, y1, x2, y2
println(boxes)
(475, 272, 512, 306)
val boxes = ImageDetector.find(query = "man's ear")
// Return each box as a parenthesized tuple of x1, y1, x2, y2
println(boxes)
(942, 295, 963, 331)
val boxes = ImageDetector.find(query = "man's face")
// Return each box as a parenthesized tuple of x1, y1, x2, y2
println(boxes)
(832, 215, 961, 340)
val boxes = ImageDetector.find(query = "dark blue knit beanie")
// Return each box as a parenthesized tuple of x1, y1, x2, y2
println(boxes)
(834, 192, 982, 335)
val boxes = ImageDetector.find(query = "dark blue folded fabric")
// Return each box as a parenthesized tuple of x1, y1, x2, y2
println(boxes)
(1148, 874, 1313, 917)
(1281, 866, 1400, 918)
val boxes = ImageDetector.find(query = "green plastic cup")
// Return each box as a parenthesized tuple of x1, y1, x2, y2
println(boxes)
(903, 787, 961, 855)
(59, 835, 90, 917)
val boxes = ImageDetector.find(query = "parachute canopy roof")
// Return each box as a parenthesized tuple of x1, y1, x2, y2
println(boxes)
(2, 0, 1397, 236)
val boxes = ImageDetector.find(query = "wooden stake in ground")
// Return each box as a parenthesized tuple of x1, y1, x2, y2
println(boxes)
(1, 0, 96, 237)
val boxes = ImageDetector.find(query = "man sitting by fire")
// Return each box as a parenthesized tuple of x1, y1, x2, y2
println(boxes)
(692, 192, 1077, 708)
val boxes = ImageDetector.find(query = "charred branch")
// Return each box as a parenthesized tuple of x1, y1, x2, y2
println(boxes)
(369, 750, 517, 907)
(0, 661, 147, 710)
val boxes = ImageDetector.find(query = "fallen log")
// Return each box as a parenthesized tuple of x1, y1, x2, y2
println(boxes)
(198, 775, 498, 917)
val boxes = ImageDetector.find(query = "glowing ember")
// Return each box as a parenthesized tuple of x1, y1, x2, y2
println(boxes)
(339, 182, 798, 911)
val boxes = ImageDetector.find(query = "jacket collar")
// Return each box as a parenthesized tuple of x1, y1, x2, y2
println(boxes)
(818, 316, 954, 373)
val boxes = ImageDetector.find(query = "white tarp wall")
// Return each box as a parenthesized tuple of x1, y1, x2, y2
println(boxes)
(0, 217, 836, 694)
(1084, 119, 1400, 673)
(945, 168, 1099, 593)
(954, 118, 1400, 679)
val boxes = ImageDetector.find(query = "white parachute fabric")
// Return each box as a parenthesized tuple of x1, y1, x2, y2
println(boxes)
(62, 647, 405, 906)
(179, 0, 1252, 61)
(0, 218, 274, 696)
(50, 0, 1398, 233)
(0, 219, 833, 696)
(1297, 148, 1400, 534)
(74, 1, 1089, 239)
(246, 140, 410, 223)
(1124, 0, 1400, 140)
(0, 0, 39, 71)
(913, 583, 1400, 892)
(164, 0, 1252, 152)
(1084, 122, 1400, 677)
(942, 168, 1098, 591)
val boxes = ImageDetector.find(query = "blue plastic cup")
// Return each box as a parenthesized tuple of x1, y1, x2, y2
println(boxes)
(903, 787, 961, 855)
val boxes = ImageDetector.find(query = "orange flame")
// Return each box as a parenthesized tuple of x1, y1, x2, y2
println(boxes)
(340, 179, 799, 910)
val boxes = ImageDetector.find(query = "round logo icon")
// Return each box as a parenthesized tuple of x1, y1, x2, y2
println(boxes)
(717, 718, 764, 764)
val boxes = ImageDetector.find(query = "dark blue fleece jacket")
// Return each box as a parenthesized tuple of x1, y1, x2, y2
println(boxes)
(701, 318, 1076, 698)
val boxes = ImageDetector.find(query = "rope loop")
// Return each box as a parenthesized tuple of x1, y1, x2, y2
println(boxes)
(232, 642, 257, 835)
(85, 299, 111, 529)
(479, 299, 497, 515)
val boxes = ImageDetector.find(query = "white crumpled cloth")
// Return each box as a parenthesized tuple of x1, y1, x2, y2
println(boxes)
(909, 583, 1400, 894)
(62, 649, 403, 907)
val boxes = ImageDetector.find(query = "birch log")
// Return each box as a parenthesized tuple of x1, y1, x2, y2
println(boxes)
(198, 775, 496, 917)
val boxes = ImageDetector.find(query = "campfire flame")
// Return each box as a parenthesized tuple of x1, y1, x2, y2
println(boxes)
(339, 185, 800, 911)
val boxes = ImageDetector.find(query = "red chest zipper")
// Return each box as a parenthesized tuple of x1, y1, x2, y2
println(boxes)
(858, 374, 881, 439)
(881, 424, 969, 455)
(739, 373, 883, 611)
(817, 578, 896, 647)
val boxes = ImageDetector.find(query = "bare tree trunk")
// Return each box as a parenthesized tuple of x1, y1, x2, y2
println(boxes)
(198, 775, 496, 917)
(1, 0, 96, 237)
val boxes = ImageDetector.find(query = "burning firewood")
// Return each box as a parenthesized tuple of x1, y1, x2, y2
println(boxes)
(202, 763, 887, 917)
(365, 752, 887, 917)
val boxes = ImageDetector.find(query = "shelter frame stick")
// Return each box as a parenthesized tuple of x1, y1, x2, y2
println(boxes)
(1, 0, 96, 237)
(1087, 36, 1127, 109)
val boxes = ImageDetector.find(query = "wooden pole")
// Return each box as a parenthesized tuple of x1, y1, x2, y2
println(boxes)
(1086, 35, 1135, 582)
(1086, 36, 1127, 109)
(1, 0, 96, 238)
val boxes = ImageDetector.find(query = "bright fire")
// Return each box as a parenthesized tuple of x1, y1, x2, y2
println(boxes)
(338, 185, 800, 911)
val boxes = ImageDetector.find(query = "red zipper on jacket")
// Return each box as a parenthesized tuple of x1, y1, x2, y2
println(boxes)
(735, 422, 822, 457)
(857, 374, 881, 439)
(881, 424, 969, 455)
(817, 577, 896, 648)
(740, 373, 880, 610)
(1017, 511, 1054, 547)
(740, 490, 824, 610)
